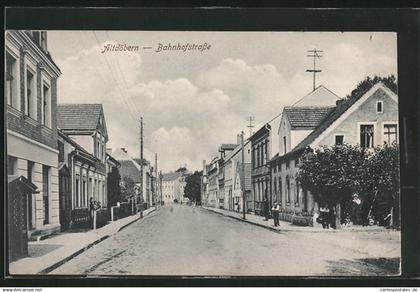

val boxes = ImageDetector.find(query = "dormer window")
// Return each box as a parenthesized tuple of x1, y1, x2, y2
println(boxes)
(376, 101, 383, 113)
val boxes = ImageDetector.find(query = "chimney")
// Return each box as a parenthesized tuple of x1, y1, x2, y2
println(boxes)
(106, 147, 112, 153)
(121, 147, 127, 153)
(237, 134, 241, 145)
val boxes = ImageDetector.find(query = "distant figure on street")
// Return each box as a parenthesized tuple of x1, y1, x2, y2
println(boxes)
(263, 192, 270, 221)
(271, 201, 280, 227)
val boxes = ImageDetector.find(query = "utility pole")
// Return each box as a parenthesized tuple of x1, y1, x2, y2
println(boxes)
(306, 48, 323, 91)
(139, 116, 144, 212)
(241, 131, 246, 220)
(159, 171, 163, 207)
(155, 153, 158, 210)
(246, 116, 255, 137)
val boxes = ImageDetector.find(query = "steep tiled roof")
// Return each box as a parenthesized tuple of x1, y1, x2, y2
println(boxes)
(162, 172, 182, 182)
(284, 106, 334, 129)
(292, 83, 396, 152)
(57, 104, 103, 131)
(119, 160, 141, 183)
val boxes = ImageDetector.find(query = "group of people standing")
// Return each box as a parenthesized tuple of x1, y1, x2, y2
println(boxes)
(262, 195, 281, 227)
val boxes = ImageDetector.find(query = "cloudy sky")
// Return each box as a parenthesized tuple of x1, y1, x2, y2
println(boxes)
(48, 31, 397, 172)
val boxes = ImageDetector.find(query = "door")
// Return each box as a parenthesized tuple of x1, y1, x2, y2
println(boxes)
(59, 167, 71, 230)
(8, 186, 28, 262)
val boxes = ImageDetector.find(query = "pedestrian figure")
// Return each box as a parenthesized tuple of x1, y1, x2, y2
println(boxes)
(271, 201, 280, 227)
(263, 192, 270, 221)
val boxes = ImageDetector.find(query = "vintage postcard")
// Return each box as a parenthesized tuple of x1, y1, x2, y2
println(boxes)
(6, 30, 400, 276)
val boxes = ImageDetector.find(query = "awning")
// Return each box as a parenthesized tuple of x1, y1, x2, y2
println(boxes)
(8, 175, 39, 194)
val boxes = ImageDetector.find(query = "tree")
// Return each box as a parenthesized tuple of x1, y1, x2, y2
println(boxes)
(298, 143, 400, 226)
(345, 75, 397, 100)
(298, 144, 368, 209)
(120, 176, 136, 201)
(360, 142, 400, 226)
(184, 171, 202, 203)
(107, 167, 121, 208)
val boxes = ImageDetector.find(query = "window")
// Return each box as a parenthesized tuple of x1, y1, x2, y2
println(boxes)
(25, 67, 37, 119)
(360, 125, 374, 148)
(7, 156, 17, 175)
(273, 177, 277, 203)
(283, 136, 287, 154)
(376, 101, 383, 113)
(264, 142, 268, 164)
(286, 159, 289, 169)
(384, 124, 398, 145)
(42, 82, 51, 127)
(278, 178, 282, 206)
(295, 180, 300, 206)
(97, 140, 101, 159)
(335, 135, 344, 146)
(75, 176, 80, 207)
(42, 165, 50, 225)
(82, 179, 87, 207)
(6, 52, 18, 109)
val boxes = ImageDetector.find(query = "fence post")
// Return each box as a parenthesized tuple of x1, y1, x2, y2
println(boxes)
(111, 206, 114, 222)
(93, 210, 97, 230)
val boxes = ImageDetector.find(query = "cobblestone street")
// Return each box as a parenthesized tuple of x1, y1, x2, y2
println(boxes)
(51, 204, 400, 276)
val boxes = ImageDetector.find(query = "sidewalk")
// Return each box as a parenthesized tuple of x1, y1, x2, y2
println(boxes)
(203, 206, 388, 233)
(9, 207, 156, 275)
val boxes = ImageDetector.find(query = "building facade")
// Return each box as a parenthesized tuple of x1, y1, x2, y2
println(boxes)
(250, 120, 280, 215)
(222, 138, 251, 211)
(162, 172, 182, 204)
(6, 30, 62, 238)
(57, 104, 109, 223)
(270, 83, 399, 225)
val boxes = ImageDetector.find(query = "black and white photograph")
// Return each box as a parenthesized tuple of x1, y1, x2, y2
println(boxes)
(5, 29, 401, 277)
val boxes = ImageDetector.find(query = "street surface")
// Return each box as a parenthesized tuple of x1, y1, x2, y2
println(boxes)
(52, 204, 400, 276)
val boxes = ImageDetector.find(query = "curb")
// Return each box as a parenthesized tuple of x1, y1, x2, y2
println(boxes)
(38, 235, 110, 274)
(38, 208, 157, 274)
(204, 208, 389, 234)
(118, 209, 156, 232)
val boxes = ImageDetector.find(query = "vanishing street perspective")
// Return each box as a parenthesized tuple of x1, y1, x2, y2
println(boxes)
(6, 30, 400, 276)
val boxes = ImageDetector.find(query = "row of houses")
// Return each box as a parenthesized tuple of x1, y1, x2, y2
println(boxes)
(201, 83, 399, 225)
(6, 31, 159, 262)
(6, 31, 129, 245)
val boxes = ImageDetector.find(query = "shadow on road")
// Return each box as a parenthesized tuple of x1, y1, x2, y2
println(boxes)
(323, 257, 400, 276)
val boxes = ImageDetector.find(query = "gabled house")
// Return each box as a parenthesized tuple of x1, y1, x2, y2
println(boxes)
(57, 104, 111, 228)
(222, 136, 251, 211)
(112, 148, 155, 208)
(232, 161, 252, 213)
(269, 82, 398, 225)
